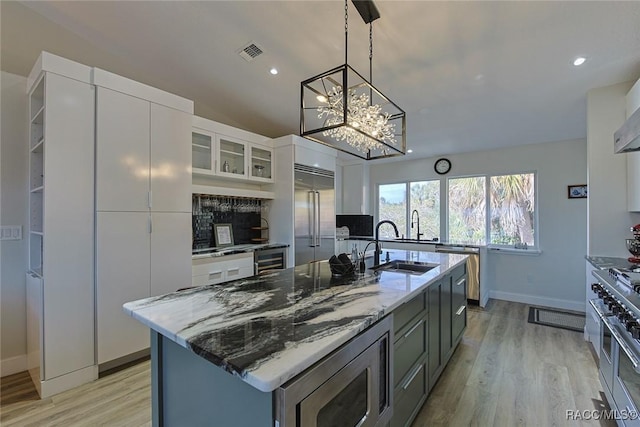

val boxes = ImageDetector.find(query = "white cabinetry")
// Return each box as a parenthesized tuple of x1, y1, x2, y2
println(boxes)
(97, 212, 150, 364)
(626, 78, 640, 212)
(191, 116, 274, 183)
(340, 162, 370, 214)
(270, 135, 337, 266)
(26, 52, 97, 397)
(192, 253, 254, 286)
(94, 70, 193, 369)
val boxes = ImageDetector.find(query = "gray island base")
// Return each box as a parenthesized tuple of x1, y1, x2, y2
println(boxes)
(125, 250, 469, 427)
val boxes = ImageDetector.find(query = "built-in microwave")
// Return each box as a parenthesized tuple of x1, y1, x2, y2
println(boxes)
(274, 315, 393, 427)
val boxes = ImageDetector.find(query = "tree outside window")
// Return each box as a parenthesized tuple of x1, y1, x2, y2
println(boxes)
(409, 181, 440, 240)
(378, 183, 406, 238)
(448, 177, 486, 244)
(489, 174, 535, 246)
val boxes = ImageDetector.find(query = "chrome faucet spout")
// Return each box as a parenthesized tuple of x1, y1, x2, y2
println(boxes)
(374, 220, 400, 266)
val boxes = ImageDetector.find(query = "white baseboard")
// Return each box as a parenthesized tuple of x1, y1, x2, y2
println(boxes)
(489, 290, 585, 313)
(1, 354, 27, 377)
(39, 365, 98, 398)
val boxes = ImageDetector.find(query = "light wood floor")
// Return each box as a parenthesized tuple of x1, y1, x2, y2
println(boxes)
(0, 300, 613, 427)
(413, 300, 614, 427)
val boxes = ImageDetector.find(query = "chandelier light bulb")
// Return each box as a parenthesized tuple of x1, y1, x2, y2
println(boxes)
(317, 95, 328, 103)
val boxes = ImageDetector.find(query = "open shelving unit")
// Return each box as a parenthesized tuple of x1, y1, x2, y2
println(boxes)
(251, 218, 270, 243)
(29, 76, 45, 276)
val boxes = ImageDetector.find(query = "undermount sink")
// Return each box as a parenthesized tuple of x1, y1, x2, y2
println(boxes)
(372, 260, 438, 275)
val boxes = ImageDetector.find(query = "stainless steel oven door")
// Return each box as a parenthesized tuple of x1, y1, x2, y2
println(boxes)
(611, 317, 640, 426)
(275, 316, 392, 427)
(299, 339, 381, 427)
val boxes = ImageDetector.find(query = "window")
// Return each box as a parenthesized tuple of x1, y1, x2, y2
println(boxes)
(377, 172, 536, 248)
(409, 181, 440, 240)
(489, 173, 535, 246)
(378, 183, 406, 239)
(448, 177, 486, 245)
(447, 173, 536, 247)
(378, 181, 440, 239)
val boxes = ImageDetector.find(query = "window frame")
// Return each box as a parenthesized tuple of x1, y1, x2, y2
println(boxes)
(375, 170, 539, 250)
(445, 170, 538, 249)
(376, 179, 441, 240)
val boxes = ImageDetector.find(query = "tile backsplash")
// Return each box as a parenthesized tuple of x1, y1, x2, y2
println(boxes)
(336, 215, 374, 237)
(192, 195, 262, 249)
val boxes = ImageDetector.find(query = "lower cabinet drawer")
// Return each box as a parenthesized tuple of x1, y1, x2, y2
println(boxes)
(192, 271, 225, 286)
(394, 292, 426, 335)
(225, 265, 253, 281)
(391, 358, 428, 427)
(452, 302, 467, 343)
(394, 318, 427, 388)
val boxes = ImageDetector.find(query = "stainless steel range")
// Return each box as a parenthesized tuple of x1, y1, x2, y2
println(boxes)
(610, 267, 640, 291)
(591, 268, 640, 425)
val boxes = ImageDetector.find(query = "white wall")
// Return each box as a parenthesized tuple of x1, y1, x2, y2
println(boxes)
(587, 81, 640, 257)
(0, 71, 28, 375)
(369, 139, 588, 311)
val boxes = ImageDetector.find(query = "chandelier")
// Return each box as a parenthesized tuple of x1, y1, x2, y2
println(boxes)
(300, 0, 406, 160)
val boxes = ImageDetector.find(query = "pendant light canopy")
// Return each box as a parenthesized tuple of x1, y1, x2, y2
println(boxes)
(300, 0, 406, 160)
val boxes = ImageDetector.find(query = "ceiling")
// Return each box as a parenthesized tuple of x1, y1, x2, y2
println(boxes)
(2, 1, 640, 162)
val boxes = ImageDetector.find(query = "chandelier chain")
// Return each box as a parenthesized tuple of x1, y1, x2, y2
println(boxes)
(369, 22, 373, 83)
(344, 0, 348, 65)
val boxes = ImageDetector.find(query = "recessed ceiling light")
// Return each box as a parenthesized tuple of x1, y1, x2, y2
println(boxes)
(573, 57, 586, 66)
(407, 149, 413, 153)
(270, 68, 278, 75)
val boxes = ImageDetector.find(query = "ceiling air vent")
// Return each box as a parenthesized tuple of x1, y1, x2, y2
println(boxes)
(238, 42, 264, 62)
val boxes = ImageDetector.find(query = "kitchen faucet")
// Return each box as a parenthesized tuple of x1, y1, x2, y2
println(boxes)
(374, 220, 400, 266)
(411, 210, 424, 241)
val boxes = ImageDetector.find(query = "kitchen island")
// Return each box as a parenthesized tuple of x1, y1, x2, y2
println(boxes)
(124, 250, 468, 427)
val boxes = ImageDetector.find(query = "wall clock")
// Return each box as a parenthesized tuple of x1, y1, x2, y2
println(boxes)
(434, 158, 451, 175)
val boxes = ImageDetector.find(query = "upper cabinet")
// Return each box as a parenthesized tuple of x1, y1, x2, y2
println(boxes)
(340, 162, 370, 215)
(627, 78, 640, 212)
(191, 116, 274, 183)
(250, 144, 273, 181)
(217, 135, 247, 178)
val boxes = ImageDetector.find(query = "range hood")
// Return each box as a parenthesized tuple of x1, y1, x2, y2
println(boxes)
(614, 106, 640, 153)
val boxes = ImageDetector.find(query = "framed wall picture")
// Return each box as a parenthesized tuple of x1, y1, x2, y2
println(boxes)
(213, 223, 234, 247)
(568, 184, 588, 199)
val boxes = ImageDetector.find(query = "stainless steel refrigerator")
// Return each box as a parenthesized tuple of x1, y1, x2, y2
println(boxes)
(294, 164, 335, 265)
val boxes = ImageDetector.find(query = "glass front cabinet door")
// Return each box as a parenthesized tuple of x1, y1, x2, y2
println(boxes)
(216, 135, 247, 178)
(192, 129, 214, 175)
(249, 144, 273, 182)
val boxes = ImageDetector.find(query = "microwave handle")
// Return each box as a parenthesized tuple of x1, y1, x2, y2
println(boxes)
(601, 315, 640, 373)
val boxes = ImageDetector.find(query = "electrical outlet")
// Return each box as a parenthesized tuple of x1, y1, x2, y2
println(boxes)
(0, 226, 22, 241)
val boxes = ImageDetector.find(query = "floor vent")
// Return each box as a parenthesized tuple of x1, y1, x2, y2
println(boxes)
(238, 42, 263, 62)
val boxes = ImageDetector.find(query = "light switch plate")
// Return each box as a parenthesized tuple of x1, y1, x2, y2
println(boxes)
(0, 226, 22, 240)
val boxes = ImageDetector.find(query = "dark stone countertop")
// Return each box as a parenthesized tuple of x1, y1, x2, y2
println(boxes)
(124, 250, 467, 392)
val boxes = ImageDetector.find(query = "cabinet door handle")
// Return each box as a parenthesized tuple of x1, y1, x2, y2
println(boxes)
(148, 216, 153, 233)
(148, 191, 152, 209)
(209, 270, 222, 278)
(227, 267, 240, 272)
(456, 278, 465, 286)
(456, 305, 466, 316)
(404, 319, 423, 339)
(402, 364, 423, 390)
